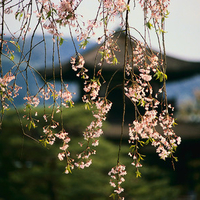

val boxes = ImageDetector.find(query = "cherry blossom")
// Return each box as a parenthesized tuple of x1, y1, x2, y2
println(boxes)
(0, 0, 181, 198)
(108, 164, 127, 198)
(0, 72, 22, 111)
(138, 0, 170, 21)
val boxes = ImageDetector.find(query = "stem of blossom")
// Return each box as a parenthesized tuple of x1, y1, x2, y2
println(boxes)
(51, 35, 56, 120)
(161, 15, 169, 111)
(117, 0, 131, 166)
(56, 38, 64, 130)
(41, 27, 47, 114)
(69, 25, 78, 56)
(105, 68, 121, 98)
(0, 0, 5, 128)
(23, 3, 33, 97)
(143, 0, 147, 43)
(0, 0, 4, 78)
(14, 100, 39, 144)
(153, 19, 162, 57)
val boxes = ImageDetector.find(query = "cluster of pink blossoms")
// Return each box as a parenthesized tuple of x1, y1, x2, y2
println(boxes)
(108, 164, 127, 199)
(71, 51, 112, 170)
(40, 83, 74, 108)
(98, 35, 120, 65)
(73, 84, 112, 168)
(0, 72, 15, 93)
(36, 0, 129, 46)
(2, 1, 181, 198)
(103, 0, 127, 14)
(83, 98, 112, 142)
(138, 0, 170, 21)
(23, 96, 40, 108)
(55, 130, 74, 174)
(22, 82, 74, 163)
(70, 54, 88, 79)
(125, 42, 157, 104)
(73, 99, 112, 170)
(83, 80, 100, 100)
(37, 0, 103, 42)
(124, 41, 181, 170)
(0, 72, 22, 110)
(23, 82, 74, 117)
(38, 0, 77, 36)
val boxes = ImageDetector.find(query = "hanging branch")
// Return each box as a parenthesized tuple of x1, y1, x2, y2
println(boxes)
(0, 1, 181, 199)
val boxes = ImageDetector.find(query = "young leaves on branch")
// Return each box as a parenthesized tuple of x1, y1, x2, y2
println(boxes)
(154, 69, 168, 82)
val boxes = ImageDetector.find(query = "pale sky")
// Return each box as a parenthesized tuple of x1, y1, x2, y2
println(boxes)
(3, 0, 200, 62)
(164, 0, 200, 62)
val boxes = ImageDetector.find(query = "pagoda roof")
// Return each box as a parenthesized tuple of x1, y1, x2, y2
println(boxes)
(41, 32, 200, 81)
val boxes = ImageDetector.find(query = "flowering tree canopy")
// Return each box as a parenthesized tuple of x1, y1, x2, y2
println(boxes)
(0, 0, 181, 199)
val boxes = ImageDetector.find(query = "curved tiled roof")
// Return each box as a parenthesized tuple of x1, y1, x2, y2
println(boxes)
(41, 31, 200, 81)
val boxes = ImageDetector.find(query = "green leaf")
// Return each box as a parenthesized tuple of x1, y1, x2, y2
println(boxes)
(66, 13, 73, 19)
(52, 7, 57, 14)
(39, 139, 49, 147)
(139, 154, 146, 161)
(17, 43, 21, 52)
(136, 169, 141, 178)
(165, 10, 170, 18)
(10, 52, 14, 61)
(26, 103, 31, 109)
(91, 78, 101, 86)
(28, 121, 32, 130)
(31, 121, 36, 129)
(138, 140, 145, 147)
(104, 17, 107, 26)
(146, 21, 153, 30)
(172, 119, 178, 127)
(112, 56, 119, 65)
(154, 69, 167, 82)
(69, 101, 74, 108)
(174, 157, 178, 162)
(15, 12, 23, 21)
(130, 144, 136, 149)
(141, 99, 145, 107)
(109, 193, 116, 199)
(157, 28, 167, 34)
(145, 137, 154, 145)
(85, 102, 91, 110)
(15, 12, 20, 20)
(19, 13, 23, 21)
(81, 75, 85, 79)
(79, 39, 89, 49)
(46, 10, 51, 19)
(66, 164, 72, 174)
(59, 37, 64, 46)
(10, 41, 21, 52)
(99, 50, 106, 60)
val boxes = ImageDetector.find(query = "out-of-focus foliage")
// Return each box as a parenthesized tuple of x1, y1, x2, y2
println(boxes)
(176, 89, 200, 123)
(0, 106, 181, 200)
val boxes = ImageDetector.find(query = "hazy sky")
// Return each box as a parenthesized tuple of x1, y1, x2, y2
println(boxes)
(164, 0, 200, 62)
(4, 0, 200, 61)
(3, 0, 200, 106)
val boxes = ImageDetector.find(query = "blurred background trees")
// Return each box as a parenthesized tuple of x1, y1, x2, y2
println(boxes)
(0, 105, 182, 200)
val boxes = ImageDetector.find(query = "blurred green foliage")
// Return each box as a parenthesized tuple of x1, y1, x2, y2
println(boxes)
(0, 105, 181, 200)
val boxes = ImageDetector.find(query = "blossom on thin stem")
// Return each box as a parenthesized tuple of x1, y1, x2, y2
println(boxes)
(1, 1, 181, 196)
(74, 98, 112, 169)
(125, 40, 180, 175)
(108, 164, 127, 199)
(0, 72, 22, 110)
(71, 54, 89, 79)
(138, 0, 170, 21)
